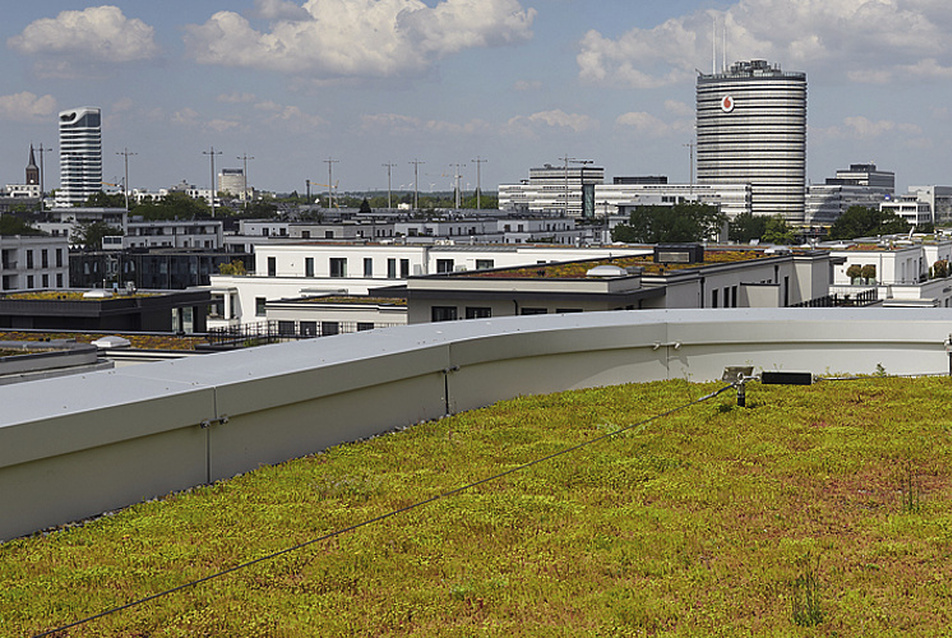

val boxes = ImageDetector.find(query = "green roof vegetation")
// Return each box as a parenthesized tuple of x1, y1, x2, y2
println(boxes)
(0, 331, 206, 351)
(299, 296, 407, 306)
(3, 376, 952, 635)
(3, 291, 158, 301)
(461, 249, 780, 279)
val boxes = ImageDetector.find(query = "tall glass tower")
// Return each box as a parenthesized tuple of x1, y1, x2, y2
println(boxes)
(696, 60, 806, 222)
(57, 107, 102, 207)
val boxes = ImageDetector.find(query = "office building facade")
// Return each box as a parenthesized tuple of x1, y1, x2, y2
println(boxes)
(57, 107, 103, 207)
(696, 60, 807, 222)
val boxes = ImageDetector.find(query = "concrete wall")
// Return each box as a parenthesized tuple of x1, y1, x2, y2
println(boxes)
(2, 307, 952, 541)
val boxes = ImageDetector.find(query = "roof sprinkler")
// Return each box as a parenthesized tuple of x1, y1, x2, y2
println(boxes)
(722, 367, 815, 407)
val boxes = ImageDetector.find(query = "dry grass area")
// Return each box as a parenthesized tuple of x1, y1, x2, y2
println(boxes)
(2, 377, 952, 636)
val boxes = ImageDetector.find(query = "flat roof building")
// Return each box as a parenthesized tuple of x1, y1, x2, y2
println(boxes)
(57, 107, 102, 207)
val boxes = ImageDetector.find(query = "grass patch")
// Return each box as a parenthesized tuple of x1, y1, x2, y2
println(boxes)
(4, 377, 952, 635)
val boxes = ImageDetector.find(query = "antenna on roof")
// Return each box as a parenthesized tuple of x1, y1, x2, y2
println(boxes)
(722, 15, 727, 72)
(712, 15, 717, 75)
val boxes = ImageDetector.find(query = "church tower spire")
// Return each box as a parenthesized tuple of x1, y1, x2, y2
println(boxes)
(26, 145, 39, 185)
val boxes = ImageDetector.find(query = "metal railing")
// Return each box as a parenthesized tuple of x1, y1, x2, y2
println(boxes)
(204, 320, 401, 348)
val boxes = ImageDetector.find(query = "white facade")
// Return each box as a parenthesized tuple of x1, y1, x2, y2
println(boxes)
(56, 107, 102, 207)
(498, 164, 605, 217)
(880, 197, 932, 227)
(907, 186, 952, 225)
(0, 235, 70, 291)
(206, 243, 652, 327)
(4, 184, 41, 199)
(829, 240, 952, 306)
(124, 220, 224, 250)
(218, 168, 247, 199)
(806, 184, 890, 226)
(595, 183, 752, 220)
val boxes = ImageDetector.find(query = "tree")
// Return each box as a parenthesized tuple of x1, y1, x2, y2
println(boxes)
(829, 205, 910, 240)
(218, 260, 247, 275)
(0, 215, 44, 236)
(611, 203, 726, 244)
(131, 191, 210, 220)
(359, 198, 372, 215)
(934, 259, 949, 279)
(74, 221, 122, 250)
(84, 190, 126, 208)
(728, 212, 768, 243)
(761, 215, 796, 245)
(846, 264, 862, 282)
(861, 264, 877, 283)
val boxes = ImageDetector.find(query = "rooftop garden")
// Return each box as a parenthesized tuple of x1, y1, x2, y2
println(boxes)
(461, 248, 778, 279)
(3, 376, 951, 635)
(0, 331, 206, 351)
(3, 291, 158, 301)
(297, 296, 407, 306)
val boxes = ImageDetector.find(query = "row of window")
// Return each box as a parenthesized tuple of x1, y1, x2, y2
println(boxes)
(21, 273, 65, 289)
(430, 306, 583, 322)
(21, 248, 65, 270)
(265, 256, 500, 279)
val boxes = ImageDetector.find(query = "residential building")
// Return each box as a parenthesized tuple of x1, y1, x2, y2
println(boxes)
(907, 186, 952, 225)
(70, 248, 251, 290)
(880, 197, 932, 228)
(381, 246, 835, 323)
(56, 107, 103, 207)
(263, 295, 407, 337)
(0, 235, 71, 292)
(124, 219, 224, 250)
(697, 60, 807, 222)
(596, 183, 752, 220)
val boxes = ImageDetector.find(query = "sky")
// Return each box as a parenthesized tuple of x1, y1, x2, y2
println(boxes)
(2, 0, 952, 197)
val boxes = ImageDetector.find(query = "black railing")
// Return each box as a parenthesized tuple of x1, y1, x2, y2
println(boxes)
(792, 289, 878, 308)
(204, 320, 400, 349)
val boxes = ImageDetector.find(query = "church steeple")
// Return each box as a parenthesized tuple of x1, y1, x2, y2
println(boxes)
(26, 145, 39, 185)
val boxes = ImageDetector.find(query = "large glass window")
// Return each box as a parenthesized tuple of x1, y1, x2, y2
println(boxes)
(387, 258, 397, 278)
(363, 258, 373, 277)
(436, 259, 454, 273)
(267, 256, 276, 277)
(400, 259, 410, 278)
(431, 306, 458, 322)
(321, 321, 340, 335)
(330, 258, 347, 278)
(465, 307, 492, 319)
(255, 297, 266, 316)
(475, 259, 494, 270)
(305, 257, 314, 277)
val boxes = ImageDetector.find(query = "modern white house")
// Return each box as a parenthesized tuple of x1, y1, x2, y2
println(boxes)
(828, 238, 952, 307)
(204, 243, 652, 329)
(0, 235, 71, 291)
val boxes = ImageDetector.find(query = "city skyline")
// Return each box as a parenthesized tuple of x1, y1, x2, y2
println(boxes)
(1, 1, 951, 196)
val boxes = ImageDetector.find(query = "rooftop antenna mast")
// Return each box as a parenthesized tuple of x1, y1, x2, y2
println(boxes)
(722, 15, 727, 72)
(712, 15, 717, 75)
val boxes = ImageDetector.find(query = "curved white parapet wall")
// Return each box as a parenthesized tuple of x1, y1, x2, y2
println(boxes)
(2, 308, 951, 540)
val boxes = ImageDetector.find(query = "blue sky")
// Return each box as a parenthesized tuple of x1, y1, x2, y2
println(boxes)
(2, 0, 950, 196)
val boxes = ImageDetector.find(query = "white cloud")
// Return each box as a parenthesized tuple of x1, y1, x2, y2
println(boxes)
(184, 0, 535, 79)
(814, 115, 924, 140)
(664, 100, 693, 117)
(218, 92, 258, 104)
(507, 109, 597, 135)
(615, 111, 668, 134)
(0, 92, 57, 122)
(577, 0, 952, 87)
(359, 112, 491, 136)
(254, 0, 311, 21)
(8, 6, 158, 65)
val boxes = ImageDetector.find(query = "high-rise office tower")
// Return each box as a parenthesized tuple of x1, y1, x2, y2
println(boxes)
(57, 107, 102, 207)
(696, 60, 806, 222)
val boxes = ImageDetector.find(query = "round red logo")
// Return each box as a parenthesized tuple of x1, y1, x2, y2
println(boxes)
(721, 95, 734, 112)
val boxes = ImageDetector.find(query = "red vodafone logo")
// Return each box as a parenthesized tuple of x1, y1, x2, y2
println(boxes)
(721, 95, 735, 112)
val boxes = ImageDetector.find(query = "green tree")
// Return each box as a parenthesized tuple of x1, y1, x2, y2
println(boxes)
(762, 215, 796, 245)
(84, 190, 126, 208)
(359, 198, 372, 215)
(611, 203, 726, 244)
(218, 260, 247, 275)
(131, 192, 210, 220)
(829, 205, 910, 240)
(74, 221, 122, 250)
(0, 215, 44, 236)
(728, 212, 769, 243)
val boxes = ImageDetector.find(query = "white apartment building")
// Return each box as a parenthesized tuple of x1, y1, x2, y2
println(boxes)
(124, 220, 224, 250)
(880, 197, 932, 227)
(205, 243, 651, 328)
(0, 235, 70, 291)
(829, 239, 952, 306)
(907, 186, 952, 225)
(498, 164, 605, 217)
(596, 183, 752, 220)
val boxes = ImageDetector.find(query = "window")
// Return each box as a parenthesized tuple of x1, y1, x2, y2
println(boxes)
(431, 306, 458, 322)
(330, 258, 347, 278)
(41, 250, 48, 268)
(436, 259, 454, 273)
(305, 257, 314, 277)
(387, 258, 397, 279)
(555, 308, 582, 314)
(255, 297, 266, 317)
(400, 259, 410, 278)
(321, 321, 340, 336)
(363, 258, 373, 277)
(278, 321, 295, 336)
(711, 289, 719, 308)
(267, 256, 276, 277)
(26, 275, 34, 288)
(56, 273, 63, 288)
(520, 307, 547, 315)
(324, 230, 334, 239)
(302, 230, 311, 239)
(465, 307, 492, 319)
(42, 274, 49, 288)
(475, 259, 494, 270)
(731, 286, 738, 308)
(300, 321, 317, 336)
(26, 251, 33, 269)
(357, 322, 374, 331)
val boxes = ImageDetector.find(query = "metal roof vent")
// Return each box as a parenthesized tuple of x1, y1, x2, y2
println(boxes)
(586, 265, 628, 278)
(91, 336, 131, 349)
(82, 290, 114, 299)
